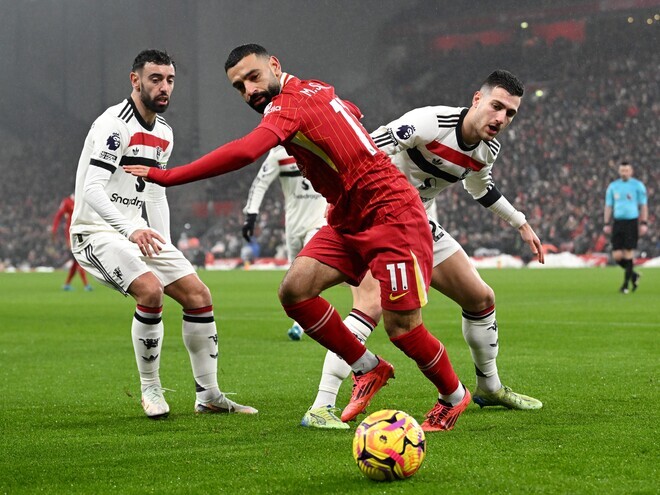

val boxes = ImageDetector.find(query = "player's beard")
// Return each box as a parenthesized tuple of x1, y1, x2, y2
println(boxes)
(141, 91, 170, 114)
(248, 81, 280, 114)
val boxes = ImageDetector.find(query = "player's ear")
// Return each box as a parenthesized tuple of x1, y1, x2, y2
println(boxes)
(472, 90, 482, 108)
(130, 71, 141, 92)
(269, 56, 282, 77)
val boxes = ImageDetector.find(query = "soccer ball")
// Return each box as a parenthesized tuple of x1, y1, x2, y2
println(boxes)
(352, 409, 426, 481)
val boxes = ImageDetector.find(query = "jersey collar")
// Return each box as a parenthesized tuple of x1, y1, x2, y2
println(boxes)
(279, 72, 295, 88)
(128, 96, 156, 132)
(455, 107, 479, 152)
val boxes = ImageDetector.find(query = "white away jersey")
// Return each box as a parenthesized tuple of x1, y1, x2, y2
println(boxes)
(71, 98, 173, 238)
(243, 146, 327, 240)
(371, 106, 503, 213)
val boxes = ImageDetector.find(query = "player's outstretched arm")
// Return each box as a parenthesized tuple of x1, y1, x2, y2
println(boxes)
(518, 222, 544, 264)
(124, 127, 280, 187)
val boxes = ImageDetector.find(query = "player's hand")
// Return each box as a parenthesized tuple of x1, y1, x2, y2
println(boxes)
(603, 225, 612, 235)
(129, 228, 166, 257)
(123, 165, 151, 178)
(518, 222, 545, 264)
(242, 213, 258, 242)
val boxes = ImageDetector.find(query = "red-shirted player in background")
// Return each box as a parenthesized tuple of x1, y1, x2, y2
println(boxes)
(51, 194, 93, 291)
(125, 44, 471, 431)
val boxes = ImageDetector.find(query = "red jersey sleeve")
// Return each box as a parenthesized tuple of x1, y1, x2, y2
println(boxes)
(146, 127, 280, 186)
(342, 99, 363, 120)
(257, 94, 301, 143)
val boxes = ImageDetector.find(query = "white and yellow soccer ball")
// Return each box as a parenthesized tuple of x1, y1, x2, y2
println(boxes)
(352, 409, 426, 481)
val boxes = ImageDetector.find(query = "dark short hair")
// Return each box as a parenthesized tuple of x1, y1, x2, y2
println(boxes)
(132, 49, 176, 72)
(620, 161, 632, 167)
(224, 44, 269, 72)
(481, 70, 524, 97)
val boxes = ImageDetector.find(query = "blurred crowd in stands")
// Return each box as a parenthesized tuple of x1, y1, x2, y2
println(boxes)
(1, 15, 657, 269)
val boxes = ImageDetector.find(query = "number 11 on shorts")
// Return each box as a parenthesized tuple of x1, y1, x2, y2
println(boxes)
(386, 262, 409, 292)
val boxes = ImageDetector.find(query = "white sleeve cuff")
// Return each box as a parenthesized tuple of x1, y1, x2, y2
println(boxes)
(488, 196, 527, 229)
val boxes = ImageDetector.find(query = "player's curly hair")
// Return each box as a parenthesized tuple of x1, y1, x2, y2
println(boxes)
(132, 49, 176, 72)
(225, 44, 269, 72)
(482, 70, 524, 97)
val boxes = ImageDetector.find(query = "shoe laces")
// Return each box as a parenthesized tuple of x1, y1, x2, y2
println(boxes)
(143, 386, 174, 402)
(320, 406, 343, 420)
(425, 401, 451, 424)
(500, 386, 527, 406)
(351, 369, 379, 394)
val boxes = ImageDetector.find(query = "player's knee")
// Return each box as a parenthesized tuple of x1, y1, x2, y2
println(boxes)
(136, 280, 165, 307)
(482, 285, 495, 308)
(464, 283, 495, 311)
(361, 301, 383, 325)
(186, 282, 213, 308)
(278, 278, 299, 305)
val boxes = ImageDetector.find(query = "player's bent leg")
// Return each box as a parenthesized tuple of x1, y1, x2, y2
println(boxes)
(166, 274, 258, 414)
(309, 274, 381, 411)
(431, 250, 500, 386)
(282, 247, 385, 422)
(306, 307, 379, 427)
(385, 309, 469, 431)
(278, 256, 344, 305)
(281, 257, 378, 370)
(349, 271, 383, 323)
(431, 251, 542, 410)
(128, 272, 168, 418)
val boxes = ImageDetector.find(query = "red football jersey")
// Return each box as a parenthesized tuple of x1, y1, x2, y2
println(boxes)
(258, 74, 418, 232)
(52, 194, 75, 238)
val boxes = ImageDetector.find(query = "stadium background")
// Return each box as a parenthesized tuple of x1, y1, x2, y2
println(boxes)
(0, 0, 657, 270)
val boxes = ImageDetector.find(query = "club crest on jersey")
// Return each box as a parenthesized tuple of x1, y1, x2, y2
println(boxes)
(155, 147, 162, 160)
(106, 132, 120, 151)
(396, 124, 415, 140)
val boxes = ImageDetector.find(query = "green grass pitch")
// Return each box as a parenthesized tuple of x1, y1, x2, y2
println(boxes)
(1, 268, 657, 494)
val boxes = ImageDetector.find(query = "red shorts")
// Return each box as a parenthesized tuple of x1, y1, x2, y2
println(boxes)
(299, 200, 432, 311)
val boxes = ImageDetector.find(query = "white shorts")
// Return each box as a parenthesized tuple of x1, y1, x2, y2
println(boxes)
(428, 217, 462, 267)
(287, 227, 322, 262)
(71, 231, 196, 295)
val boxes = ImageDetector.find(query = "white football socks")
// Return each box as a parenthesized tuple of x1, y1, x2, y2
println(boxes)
(182, 306, 220, 403)
(132, 305, 164, 391)
(462, 307, 502, 393)
(312, 311, 375, 409)
(439, 383, 466, 406)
